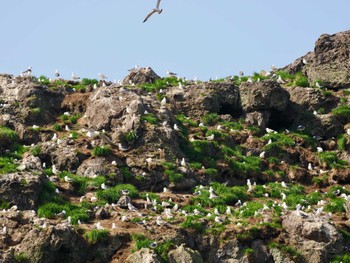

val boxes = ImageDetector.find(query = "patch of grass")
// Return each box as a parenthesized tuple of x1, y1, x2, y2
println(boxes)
(0, 157, 17, 174)
(14, 252, 29, 263)
(331, 254, 350, 263)
(165, 169, 184, 183)
(177, 114, 197, 127)
(61, 113, 81, 124)
(268, 242, 304, 261)
(222, 121, 243, 131)
(84, 229, 109, 244)
(0, 126, 18, 143)
(92, 146, 111, 157)
(325, 198, 346, 213)
(97, 184, 139, 203)
(343, 90, 350, 96)
(120, 166, 134, 181)
(123, 130, 138, 143)
(294, 72, 309, 87)
(140, 77, 184, 92)
(337, 135, 346, 150)
(189, 162, 202, 169)
(261, 133, 295, 147)
(332, 105, 350, 121)
(239, 201, 264, 217)
(37, 75, 50, 85)
(31, 145, 41, 156)
(52, 123, 62, 131)
(81, 78, 98, 86)
(181, 216, 206, 233)
(131, 234, 153, 252)
(0, 199, 10, 210)
(318, 152, 347, 168)
(201, 113, 219, 126)
(141, 113, 158, 124)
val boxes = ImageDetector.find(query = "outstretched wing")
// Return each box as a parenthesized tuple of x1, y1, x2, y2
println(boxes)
(156, 0, 162, 9)
(143, 9, 156, 23)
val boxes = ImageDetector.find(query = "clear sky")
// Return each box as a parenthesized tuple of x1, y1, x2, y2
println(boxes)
(0, 1, 349, 81)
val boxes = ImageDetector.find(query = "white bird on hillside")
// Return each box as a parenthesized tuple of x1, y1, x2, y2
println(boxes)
(206, 134, 215, 141)
(317, 147, 323, 153)
(21, 66, 32, 77)
(112, 223, 117, 229)
(55, 69, 60, 78)
(32, 125, 39, 129)
(52, 165, 59, 175)
(166, 70, 177, 76)
(98, 73, 107, 81)
(64, 175, 74, 183)
(128, 203, 139, 212)
(173, 124, 180, 131)
(180, 158, 186, 167)
(315, 206, 324, 216)
(51, 133, 58, 141)
(95, 222, 104, 229)
(86, 129, 100, 138)
(71, 72, 80, 81)
(161, 97, 167, 106)
(143, 0, 163, 23)
(281, 181, 288, 188)
(101, 183, 107, 190)
(215, 216, 224, 223)
(308, 163, 313, 171)
(347, 128, 350, 135)
(281, 193, 286, 200)
(265, 128, 275, 134)
(226, 206, 232, 215)
(156, 216, 166, 226)
(315, 81, 322, 88)
(259, 151, 265, 159)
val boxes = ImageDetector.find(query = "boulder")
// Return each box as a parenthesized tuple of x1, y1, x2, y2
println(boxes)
(167, 82, 241, 118)
(126, 248, 162, 263)
(281, 211, 343, 263)
(285, 30, 350, 89)
(123, 67, 161, 85)
(0, 172, 47, 210)
(116, 195, 131, 208)
(168, 244, 204, 263)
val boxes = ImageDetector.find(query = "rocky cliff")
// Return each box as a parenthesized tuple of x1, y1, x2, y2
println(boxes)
(0, 30, 350, 263)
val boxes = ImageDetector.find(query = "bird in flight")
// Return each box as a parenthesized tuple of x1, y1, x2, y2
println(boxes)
(143, 0, 163, 23)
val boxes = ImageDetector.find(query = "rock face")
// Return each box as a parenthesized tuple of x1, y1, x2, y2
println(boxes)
(168, 244, 204, 263)
(0, 172, 46, 210)
(282, 211, 343, 263)
(239, 80, 291, 129)
(285, 30, 350, 89)
(126, 248, 162, 263)
(123, 67, 161, 85)
(167, 82, 241, 118)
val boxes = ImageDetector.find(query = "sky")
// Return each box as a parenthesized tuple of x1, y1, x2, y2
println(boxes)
(0, 0, 349, 81)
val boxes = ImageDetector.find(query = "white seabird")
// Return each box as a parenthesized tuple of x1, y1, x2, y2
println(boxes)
(143, 0, 163, 23)
(21, 66, 32, 77)
(167, 70, 177, 77)
(55, 69, 60, 78)
(71, 72, 80, 81)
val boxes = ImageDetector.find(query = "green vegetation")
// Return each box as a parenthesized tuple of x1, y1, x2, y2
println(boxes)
(131, 234, 153, 251)
(177, 114, 197, 127)
(141, 113, 158, 124)
(261, 133, 295, 147)
(201, 113, 219, 126)
(81, 78, 98, 86)
(97, 184, 139, 203)
(84, 229, 109, 244)
(332, 105, 350, 120)
(123, 130, 138, 143)
(337, 135, 347, 150)
(294, 72, 309, 87)
(318, 152, 347, 168)
(92, 146, 111, 157)
(268, 242, 304, 261)
(31, 145, 41, 156)
(0, 157, 17, 174)
(331, 254, 350, 263)
(325, 198, 346, 213)
(140, 76, 185, 92)
(0, 126, 18, 143)
(0, 199, 10, 209)
(52, 123, 62, 131)
(60, 113, 81, 124)
(14, 252, 29, 263)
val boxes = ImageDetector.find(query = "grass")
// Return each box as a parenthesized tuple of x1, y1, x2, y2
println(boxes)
(131, 234, 153, 251)
(140, 76, 184, 92)
(0, 126, 18, 144)
(182, 216, 206, 233)
(92, 146, 111, 157)
(52, 123, 62, 131)
(97, 184, 139, 203)
(325, 198, 346, 213)
(177, 114, 197, 127)
(332, 105, 350, 121)
(84, 229, 110, 244)
(201, 113, 219, 126)
(261, 133, 295, 147)
(60, 113, 81, 124)
(0, 157, 17, 174)
(141, 113, 158, 124)
(14, 252, 29, 263)
(81, 78, 98, 86)
(318, 152, 347, 168)
(0, 199, 10, 209)
(165, 169, 184, 183)
(294, 72, 309, 87)
(268, 242, 304, 261)
(31, 145, 41, 156)
(331, 254, 350, 263)
(123, 131, 138, 143)
(337, 135, 347, 150)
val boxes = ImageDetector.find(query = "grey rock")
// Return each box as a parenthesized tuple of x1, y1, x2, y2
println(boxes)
(126, 248, 162, 263)
(123, 67, 161, 85)
(281, 210, 343, 263)
(168, 244, 204, 263)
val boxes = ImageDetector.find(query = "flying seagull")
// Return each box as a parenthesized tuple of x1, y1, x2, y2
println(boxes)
(143, 0, 163, 23)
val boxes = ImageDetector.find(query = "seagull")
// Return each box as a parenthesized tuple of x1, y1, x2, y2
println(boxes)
(259, 151, 265, 159)
(21, 66, 32, 77)
(52, 165, 59, 175)
(101, 183, 107, 190)
(55, 69, 60, 78)
(71, 72, 80, 81)
(143, 0, 163, 23)
(64, 175, 74, 183)
(98, 73, 107, 81)
(265, 128, 275, 134)
(167, 70, 177, 77)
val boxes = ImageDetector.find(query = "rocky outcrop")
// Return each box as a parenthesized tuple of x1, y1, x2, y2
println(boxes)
(126, 248, 162, 263)
(284, 30, 350, 89)
(282, 211, 343, 263)
(168, 244, 204, 263)
(0, 172, 46, 210)
(167, 82, 241, 118)
(123, 67, 161, 85)
(239, 80, 291, 128)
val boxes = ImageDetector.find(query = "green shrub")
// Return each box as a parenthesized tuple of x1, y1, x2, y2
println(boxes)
(325, 198, 346, 213)
(332, 105, 350, 120)
(0, 126, 18, 143)
(0, 157, 17, 174)
(84, 229, 109, 244)
(97, 184, 139, 203)
(294, 72, 309, 87)
(14, 252, 29, 263)
(123, 131, 138, 142)
(131, 234, 153, 251)
(331, 254, 350, 263)
(52, 123, 62, 131)
(92, 146, 111, 157)
(182, 216, 206, 233)
(201, 113, 219, 126)
(81, 78, 98, 86)
(31, 145, 41, 156)
(318, 152, 347, 168)
(141, 113, 158, 124)
(165, 169, 184, 183)
(337, 135, 346, 150)
(176, 114, 197, 127)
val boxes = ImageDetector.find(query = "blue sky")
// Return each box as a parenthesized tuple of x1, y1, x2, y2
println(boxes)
(0, 0, 349, 81)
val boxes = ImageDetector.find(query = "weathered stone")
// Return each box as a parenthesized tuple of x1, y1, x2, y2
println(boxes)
(0, 172, 46, 210)
(126, 248, 162, 263)
(168, 244, 204, 263)
(116, 195, 131, 208)
(123, 67, 161, 85)
(282, 211, 343, 263)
